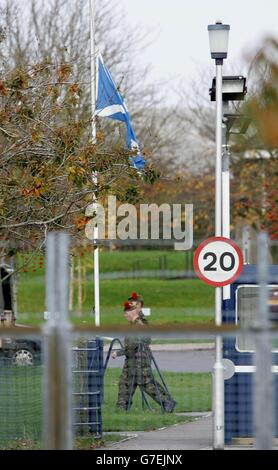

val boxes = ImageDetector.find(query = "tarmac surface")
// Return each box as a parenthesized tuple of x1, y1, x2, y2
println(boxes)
(101, 413, 213, 450)
(101, 414, 257, 450)
(104, 342, 215, 373)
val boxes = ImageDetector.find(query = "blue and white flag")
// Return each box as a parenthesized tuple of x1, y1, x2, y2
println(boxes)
(95, 53, 146, 170)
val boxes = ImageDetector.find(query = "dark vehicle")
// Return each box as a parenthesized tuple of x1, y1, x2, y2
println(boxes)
(0, 264, 16, 325)
(0, 338, 41, 365)
(0, 264, 41, 365)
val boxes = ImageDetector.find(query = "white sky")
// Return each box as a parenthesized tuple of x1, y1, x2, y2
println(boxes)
(119, 0, 278, 103)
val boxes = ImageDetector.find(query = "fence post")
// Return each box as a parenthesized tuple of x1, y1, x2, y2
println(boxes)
(254, 232, 274, 449)
(87, 338, 103, 437)
(43, 232, 73, 450)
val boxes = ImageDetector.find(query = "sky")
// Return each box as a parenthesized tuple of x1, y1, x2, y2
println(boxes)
(119, 0, 278, 103)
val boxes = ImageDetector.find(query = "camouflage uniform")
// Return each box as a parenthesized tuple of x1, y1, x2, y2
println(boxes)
(116, 312, 176, 411)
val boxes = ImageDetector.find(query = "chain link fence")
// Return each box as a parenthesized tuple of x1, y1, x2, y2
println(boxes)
(0, 233, 277, 449)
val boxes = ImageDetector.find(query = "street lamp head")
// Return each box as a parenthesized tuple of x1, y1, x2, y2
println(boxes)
(208, 21, 230, 62)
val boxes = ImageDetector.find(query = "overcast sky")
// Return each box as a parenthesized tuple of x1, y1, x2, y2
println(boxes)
(119, 0, 278, 103)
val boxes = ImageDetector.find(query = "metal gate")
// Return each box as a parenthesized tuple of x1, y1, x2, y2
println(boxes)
(72, 338, 104, 438)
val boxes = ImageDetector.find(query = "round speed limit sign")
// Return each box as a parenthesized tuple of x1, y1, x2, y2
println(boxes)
(194, 237, 243, 287)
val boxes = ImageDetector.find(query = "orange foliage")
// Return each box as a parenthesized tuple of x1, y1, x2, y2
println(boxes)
(0, 80, 8, 96)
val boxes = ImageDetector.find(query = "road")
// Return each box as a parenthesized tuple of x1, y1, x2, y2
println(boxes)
(104, 349, 215, 373)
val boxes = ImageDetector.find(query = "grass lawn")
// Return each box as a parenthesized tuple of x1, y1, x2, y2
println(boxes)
(17, 277, 214, 326)
(0, 434, 125, 451)
(0, 363, 211, 449)
(97, 250, 194, 272)
(102, 368, 211, 431)
(17, 250, 194, 275)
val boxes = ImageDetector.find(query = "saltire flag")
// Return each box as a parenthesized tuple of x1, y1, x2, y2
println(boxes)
(95, 53, 146, 170)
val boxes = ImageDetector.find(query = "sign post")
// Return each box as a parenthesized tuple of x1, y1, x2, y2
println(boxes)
(194, 236, 243, 449)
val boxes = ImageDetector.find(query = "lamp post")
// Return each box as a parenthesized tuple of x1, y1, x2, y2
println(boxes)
(208, 20, 230, 449)
(209, 75, 247, 298)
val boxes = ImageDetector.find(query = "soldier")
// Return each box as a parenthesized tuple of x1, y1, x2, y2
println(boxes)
(112, 292, 176, 412)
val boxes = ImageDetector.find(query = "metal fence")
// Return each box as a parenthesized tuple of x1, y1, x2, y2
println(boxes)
(0, 232, 277, 450)
(1, 328, 278, 450)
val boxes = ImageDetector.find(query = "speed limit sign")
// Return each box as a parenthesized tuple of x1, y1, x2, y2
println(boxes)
(194, 237, 243, 287)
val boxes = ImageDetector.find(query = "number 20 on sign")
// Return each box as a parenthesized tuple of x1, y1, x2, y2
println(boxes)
(193, 237, 244, 287)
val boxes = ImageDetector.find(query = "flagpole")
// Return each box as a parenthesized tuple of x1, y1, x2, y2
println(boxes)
(89, 0, 100, 327)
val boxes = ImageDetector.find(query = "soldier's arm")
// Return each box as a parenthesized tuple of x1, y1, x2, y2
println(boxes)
(114, 336, 130, 357)
(115, 348, 125, 357)
(142, 336, 152, 347)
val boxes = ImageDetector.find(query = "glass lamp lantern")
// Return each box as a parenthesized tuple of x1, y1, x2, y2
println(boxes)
(208, 21, 230, 60)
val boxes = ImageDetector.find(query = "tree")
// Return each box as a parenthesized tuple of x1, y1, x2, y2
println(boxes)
(0, 0, 183, 173)
(0, 0, 170, 258)
(175, 44, 278, 241)
(0, 55, 151, 256)
(231, 38, 278, 240)
(140, 167, 215, 242)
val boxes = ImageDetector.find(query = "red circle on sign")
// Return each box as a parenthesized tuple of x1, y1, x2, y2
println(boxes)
(193, 236, 244, 287)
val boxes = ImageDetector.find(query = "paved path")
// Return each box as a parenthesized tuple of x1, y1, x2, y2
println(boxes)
(105, 349, 215, 373)
(101, 414, 212, 450)
(104, 343, 214, 353)
(151, 350, 214, 373)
